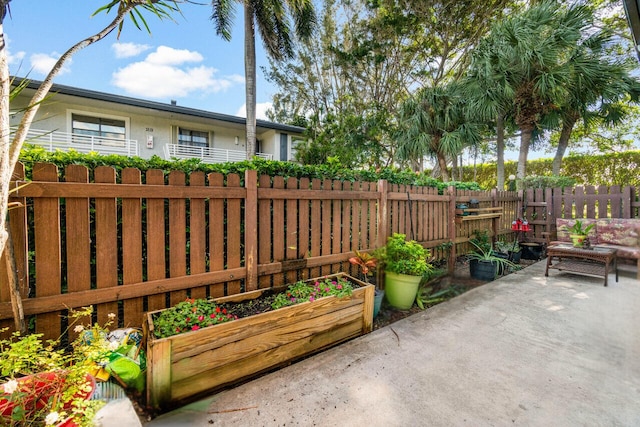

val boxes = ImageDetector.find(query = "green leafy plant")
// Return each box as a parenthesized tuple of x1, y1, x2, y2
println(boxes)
(348, 250, 377, 284)
(151, 298, 238, 339)
(467, 240, 519, 278)
(415, 284, 465, 310)
(495, 239, 520, 254)
(0, 307, 122, 427)
(469, 230, 492, 254)
(568, 220, 595, 236)
(271, 276, 354, 310)
(376, 233, 433, 277)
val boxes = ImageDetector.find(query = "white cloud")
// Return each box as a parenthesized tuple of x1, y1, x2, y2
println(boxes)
(235, 102, 273, 121)
(112, 46, 244, 99)
(112, 42, 151, 59)
(146, 46, 203, 66)
(30, 53, 71, 76)
(4, 35, 26, 67)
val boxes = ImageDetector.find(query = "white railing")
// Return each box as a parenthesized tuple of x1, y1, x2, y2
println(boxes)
(19, 128, 139, 156)
(164, 144, 273, 164)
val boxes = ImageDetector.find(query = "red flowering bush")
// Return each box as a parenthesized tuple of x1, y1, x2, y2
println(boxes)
(151, 299, 237, 339)
(271, 276, 354, 310)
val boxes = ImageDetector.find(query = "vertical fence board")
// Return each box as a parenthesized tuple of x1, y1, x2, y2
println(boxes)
(271, 176, 285, 287)
(208, 173, 225, 298)
(168, 171, 187, 305)
(574, 186, 585, 218)
(94, 167, 119, 326)
(189, 172, 207, 299)
(310, 179, 322, 279)
(258, 175, 272, 289)
(226, 174, 242, 295)
(351, 184, 362, 251)
(146, 170, 167, 312)
(298, 178, 310, 281)
(65, 165, 91, 342)
(285, 177, 299, 284)
(122, 168, 143, 327)
(597, 185, 608, 218)
(332, 180, 342, 272)
(341, 181, 351, 255)
(245, 170, 258, 291)
(610, 186, 621, 218)
(585, 186, 596, 218)
(33, 163, 62, 339)
(320, 180, 332, 276)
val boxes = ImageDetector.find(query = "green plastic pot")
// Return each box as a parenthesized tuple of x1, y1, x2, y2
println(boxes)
(384, 271, 422, 310)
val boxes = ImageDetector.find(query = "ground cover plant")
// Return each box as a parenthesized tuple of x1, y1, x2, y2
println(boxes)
(150, 276, 355, 339)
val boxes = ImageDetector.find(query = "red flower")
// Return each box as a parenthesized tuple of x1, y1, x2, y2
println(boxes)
(192, 325, 200, 331)
(198, 315, 204, 322)
(215, 306, 221, 313)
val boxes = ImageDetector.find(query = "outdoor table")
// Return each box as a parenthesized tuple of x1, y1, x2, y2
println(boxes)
(545, 244, 618, 287)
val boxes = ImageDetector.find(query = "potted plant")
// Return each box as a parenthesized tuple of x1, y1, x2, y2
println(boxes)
(0, 307, 125, 427)
(349, 250, 384, 318)
(377, 233, 433, 310)
(495, 239, 522, 263)
(568, 220, 595, 248)
(468, 232, 517, 281)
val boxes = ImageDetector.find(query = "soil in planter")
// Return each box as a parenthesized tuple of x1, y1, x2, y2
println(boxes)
(217, 291, 279, 319)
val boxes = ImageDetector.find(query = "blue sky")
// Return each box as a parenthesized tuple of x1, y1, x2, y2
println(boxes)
(6, 0, 275, 119)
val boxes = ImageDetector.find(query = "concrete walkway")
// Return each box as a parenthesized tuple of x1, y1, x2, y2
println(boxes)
(144, 261, 640, 427)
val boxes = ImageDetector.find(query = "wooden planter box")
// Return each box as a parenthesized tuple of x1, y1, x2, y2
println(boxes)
(144, 273, 374, 410)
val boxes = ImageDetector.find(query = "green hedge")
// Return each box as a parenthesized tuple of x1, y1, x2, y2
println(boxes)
(458, 150, 640, 189)
(19, 146, 482, 193)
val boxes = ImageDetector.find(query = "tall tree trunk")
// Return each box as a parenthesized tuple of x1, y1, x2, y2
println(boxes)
(516, 126, 533, 180)
(496, 114, 505, 189)
(244, 3, 257, 158)
(552, 117, 576, 175)
(437, 152, 450, 182)
(0, 23, 10, 256)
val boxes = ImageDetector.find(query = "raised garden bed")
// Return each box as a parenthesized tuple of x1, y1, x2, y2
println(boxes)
(144, 273, 374, 411)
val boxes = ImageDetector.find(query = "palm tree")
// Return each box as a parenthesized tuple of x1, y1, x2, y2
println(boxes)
(472, 1, 595, 180)
(462, 38, 516, 189)
(211, 0, 316, 158)
(396, 83, 482, 182)
(550, 30, 640, 175)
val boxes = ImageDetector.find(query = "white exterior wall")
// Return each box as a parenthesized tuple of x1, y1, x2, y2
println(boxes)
(11, 90, 302, 161)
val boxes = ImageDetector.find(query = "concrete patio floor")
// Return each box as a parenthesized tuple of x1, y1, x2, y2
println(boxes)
(143, 260, 640, 427)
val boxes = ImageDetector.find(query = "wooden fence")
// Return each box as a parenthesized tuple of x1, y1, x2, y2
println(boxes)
(522, 185, 640, 241)
(0, 162, 521, 341)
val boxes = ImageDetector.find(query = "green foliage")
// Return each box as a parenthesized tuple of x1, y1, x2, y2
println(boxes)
(415, 283, 464, 310)
(568, 220, 595, 236)
(455, 151, 640, 189)
(271, 276, 354, 310)
(469, 230, 492, 254)
(151, 298, 237, 339)
(494, 239, 520, 254)
(376, 233, 433, 276)
(19, 146, 484, 192)
(0, 307, 128, 426)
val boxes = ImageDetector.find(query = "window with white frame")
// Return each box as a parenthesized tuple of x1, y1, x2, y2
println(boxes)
(178, 128, 209, 148)
(72, 114, 126, 143)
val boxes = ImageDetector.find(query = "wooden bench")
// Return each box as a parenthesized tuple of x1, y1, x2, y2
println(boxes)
(544, 218, 640, 280)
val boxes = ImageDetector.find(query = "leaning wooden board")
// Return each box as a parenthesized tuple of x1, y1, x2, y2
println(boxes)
(144, 273, 374, 410)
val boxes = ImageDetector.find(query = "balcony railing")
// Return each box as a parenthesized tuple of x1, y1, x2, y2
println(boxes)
(164, 144, 273, 164)
(19, 128, 139, 156)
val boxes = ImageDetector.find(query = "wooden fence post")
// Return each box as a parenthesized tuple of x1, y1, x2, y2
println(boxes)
(377, 180, 388, 249)
(245, 170, 258, 291)
(447, 186, 456, 274)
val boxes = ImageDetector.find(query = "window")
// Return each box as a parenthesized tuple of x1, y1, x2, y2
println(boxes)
(178, 128, 209, 148)
(72, 114, 125, 142)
